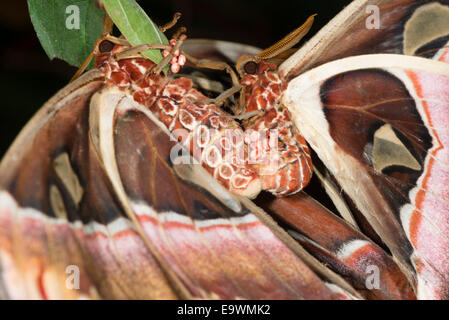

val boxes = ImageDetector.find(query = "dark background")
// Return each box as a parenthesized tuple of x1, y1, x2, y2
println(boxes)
(0, 0, 352, 158)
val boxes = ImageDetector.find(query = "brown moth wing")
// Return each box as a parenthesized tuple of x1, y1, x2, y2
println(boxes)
(280, 0, 449, 79)
(284, 54, 449, 299)
(89, 86, 360, 299)
(0, 70, 180, 299)
(0, 68, 359, 299)
(0, 70, 105, 299)
(258, 192, 416, 300)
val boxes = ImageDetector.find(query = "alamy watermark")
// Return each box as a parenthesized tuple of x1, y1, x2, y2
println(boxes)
(65, 5, 80, 30)
(169, 127, 282, 175)
(65, 264, 80, 290)
(365, 5, 381, 30)
(365, 265, 380, 290)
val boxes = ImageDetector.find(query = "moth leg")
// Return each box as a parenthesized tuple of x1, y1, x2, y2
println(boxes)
(114, 43, 171, 61)
(172, 26, 187, 41)
(183, 52, 240, 88)
(152, 34, 187, 75)
(238, 85, 247, 115)
(182, 52, 243, 109)
(159, 12, 182, 33)
(102, 11, 183, 58)
(194, 84, 242, 108)
(70, 13, 116, 81)
(223, 110, 263, 120)
(70, 53, 95, 82)
(103, 35, 131, 47)
(114, 24, 187, 63)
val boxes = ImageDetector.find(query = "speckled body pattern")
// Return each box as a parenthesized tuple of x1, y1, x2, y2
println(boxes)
(96, 45, 261, 197)
(95, 44, 312, 197)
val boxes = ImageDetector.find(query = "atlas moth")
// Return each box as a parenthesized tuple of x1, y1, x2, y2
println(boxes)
(0, 0, 448, 300)
(90, 12, 313, 199)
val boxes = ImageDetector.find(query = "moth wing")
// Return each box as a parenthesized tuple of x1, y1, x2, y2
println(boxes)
(0, 69, 358, 299)
(284, 54, 449, 299)
(258, 191, 416, 300)
(280, 0, 449, 78)
(85, 86, 359, 299)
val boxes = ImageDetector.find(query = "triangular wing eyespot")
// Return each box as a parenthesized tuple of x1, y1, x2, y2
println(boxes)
(317, 67, 431, 176)
(284, 54, 449, 299)
(370, 124, 423, 173)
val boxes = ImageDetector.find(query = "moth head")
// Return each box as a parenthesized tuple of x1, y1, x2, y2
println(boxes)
(235, 15, 316, 79)
(90, 35, 117, 69)
(98, 39, 115, 54)
(93, 35, 131, 62)
(236, 54, 262, 77)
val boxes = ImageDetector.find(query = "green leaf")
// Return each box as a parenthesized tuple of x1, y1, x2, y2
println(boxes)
(102, 0, 168, 64)
(27, 0, 104, 68)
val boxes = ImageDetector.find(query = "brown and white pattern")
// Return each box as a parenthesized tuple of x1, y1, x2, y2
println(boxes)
(0, 75, 358, 298)
(2, 0, 449, 300)
(95, 43, 262, 198)
(96, 41, 315, 198)
(284, 54, 449, 299)
(266, 0, 449, 300)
